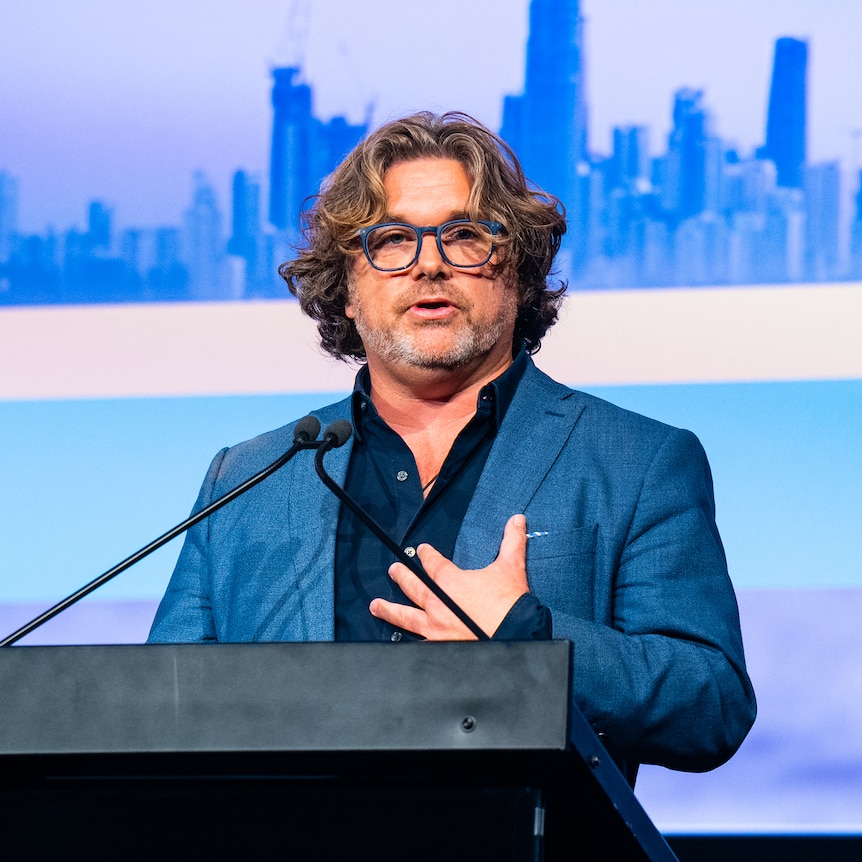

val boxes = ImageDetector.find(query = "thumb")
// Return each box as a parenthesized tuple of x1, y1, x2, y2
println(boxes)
(496, 513, 528, 568)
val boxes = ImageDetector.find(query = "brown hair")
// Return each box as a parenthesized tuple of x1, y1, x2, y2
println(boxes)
(279, 111, 567, 360)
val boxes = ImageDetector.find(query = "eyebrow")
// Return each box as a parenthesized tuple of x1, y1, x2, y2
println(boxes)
(381, 209, 471, 224)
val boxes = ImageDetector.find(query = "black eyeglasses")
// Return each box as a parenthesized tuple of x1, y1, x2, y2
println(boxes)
(357, 219, 505, 272)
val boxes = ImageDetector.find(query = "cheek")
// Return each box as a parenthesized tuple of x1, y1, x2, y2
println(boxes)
(489, 283, 519, 318)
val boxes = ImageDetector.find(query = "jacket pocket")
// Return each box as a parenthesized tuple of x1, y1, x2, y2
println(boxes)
(525, 523, 598, 561)
(526, 524, 598, 622)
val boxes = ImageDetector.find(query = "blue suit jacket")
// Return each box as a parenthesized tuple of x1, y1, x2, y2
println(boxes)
(150, 358, 755, 773)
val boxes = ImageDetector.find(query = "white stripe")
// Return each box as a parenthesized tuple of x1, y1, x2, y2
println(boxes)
(1, 282, 860, 401)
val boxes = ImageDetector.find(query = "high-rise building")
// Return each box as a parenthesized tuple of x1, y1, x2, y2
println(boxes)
(804, 161, 841, 279)
(850, 171, 862, 278)
(0, 171, 18, 263)
(229, 170, 276, 296)
(268, 66, 366, 236)
(86, 201, 112, 254)
(150, 228, 188, 300)
(760, 37, 808, 188)
(182, 171, 225, 300)
(229, 170, 262, 262)
(268, 67, 314, 234)
(500, 0, 587, 204)
(662, 89, 713, 221)
(609, 127, 650, 192)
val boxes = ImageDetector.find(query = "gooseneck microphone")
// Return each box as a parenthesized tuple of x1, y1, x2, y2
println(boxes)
(0, 416, 324, 647)
(320, 418, 353, 450)
(292, 414, 324, 444)
(314, 420, 490, 641)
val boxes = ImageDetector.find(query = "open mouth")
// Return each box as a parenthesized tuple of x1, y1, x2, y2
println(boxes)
(410, 299, 457, 319)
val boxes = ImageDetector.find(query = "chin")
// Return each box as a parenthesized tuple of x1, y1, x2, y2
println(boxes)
(393, 345, 477, 370)
(357, 315, 511, 373)
(391, 328, 496, 370)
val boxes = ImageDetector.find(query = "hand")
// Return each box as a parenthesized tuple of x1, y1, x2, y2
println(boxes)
(369, 513, 529, 640)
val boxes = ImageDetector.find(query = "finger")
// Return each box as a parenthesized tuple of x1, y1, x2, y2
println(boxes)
(496, 513, 528, 569)
(414, 542, 451, 578)
(368, 597, 426, 637)
(387, 561, 432, 607)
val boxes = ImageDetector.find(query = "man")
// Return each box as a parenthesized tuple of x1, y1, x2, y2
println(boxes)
(149, 112, 755, 779)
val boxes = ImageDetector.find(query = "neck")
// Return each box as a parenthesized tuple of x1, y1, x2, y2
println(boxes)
(363, 352, 512, 492)
(364, 351, 512, 435)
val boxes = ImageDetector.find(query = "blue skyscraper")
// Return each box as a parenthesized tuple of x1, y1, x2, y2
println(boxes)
(229, 170, 262, 262)
(760, 37, 808, 188)
(610, 126, 650, 192)
(662, 89, 712, 221)
(804, 161, 840, 279)
(183, 171, 224, 299)
(501, 0, 587, 203)
(86, 201, 112, 254)
(851, 171, 862, 277)
(268, 67, 314, 233)
(268, 66, 366, 236)
(0, 171, 18, 264)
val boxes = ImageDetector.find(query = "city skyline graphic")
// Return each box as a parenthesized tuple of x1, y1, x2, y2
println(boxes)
(1, 0, 860, 305)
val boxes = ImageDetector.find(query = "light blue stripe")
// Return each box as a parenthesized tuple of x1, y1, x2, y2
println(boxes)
(1, 380, 860, 603)
(578, 380, 862, 590)
(0, 393, 349, 601)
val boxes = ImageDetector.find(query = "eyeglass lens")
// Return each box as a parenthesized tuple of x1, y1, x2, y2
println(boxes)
(365, 222, 495, 270)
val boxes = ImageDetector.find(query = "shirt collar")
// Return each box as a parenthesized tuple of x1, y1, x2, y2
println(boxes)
(350, 343, 528, 440)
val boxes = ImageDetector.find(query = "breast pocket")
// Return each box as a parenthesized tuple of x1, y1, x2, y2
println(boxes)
(526, 524, 598, 622)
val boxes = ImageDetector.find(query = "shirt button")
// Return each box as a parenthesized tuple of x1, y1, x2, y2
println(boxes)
(404, 546, 416, 557)
(390, 631, 403, 642)
(396, 470, 408, 482)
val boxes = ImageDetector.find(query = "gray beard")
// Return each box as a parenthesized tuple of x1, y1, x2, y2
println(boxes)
(353, 314, 510, 371)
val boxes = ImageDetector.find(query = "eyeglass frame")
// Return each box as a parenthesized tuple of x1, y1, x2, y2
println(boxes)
(356, 219, 506, 272)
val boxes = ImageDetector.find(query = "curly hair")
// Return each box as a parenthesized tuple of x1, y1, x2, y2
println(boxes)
(279, 111, 567, 360)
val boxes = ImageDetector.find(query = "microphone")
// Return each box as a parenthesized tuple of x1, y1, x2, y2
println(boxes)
(313, 421, 490, 641)
(1, 415, 325, 647)
(320, 419, 353, 450)
(294, 414, 321, 444)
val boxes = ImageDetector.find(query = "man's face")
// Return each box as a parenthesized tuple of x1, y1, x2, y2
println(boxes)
(345, 158, 518, 378)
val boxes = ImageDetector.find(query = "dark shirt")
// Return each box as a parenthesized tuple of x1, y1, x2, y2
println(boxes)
(334, 347, 552, 642)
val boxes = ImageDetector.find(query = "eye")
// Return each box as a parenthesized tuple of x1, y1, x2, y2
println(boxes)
(441, 222, 483, 243)
(380, 229, 409, 246)
(367, 225, 414, 252)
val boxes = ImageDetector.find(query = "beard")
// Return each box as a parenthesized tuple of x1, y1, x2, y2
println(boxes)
(349, 286, 518, 371)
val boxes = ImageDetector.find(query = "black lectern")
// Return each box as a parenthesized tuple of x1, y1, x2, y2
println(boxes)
(0, 641, 677, 860)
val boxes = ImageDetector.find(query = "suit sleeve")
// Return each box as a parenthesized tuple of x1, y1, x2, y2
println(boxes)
(147, 448, 229, 643)
(552, 428, 756, 773)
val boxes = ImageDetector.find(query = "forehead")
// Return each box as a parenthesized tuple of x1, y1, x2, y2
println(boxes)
(383, 158, 473, 219)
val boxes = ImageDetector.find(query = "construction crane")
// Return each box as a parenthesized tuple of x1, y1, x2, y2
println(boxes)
(273, 0, 311, 72)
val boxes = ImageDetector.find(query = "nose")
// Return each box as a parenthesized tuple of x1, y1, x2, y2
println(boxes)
(412, 227, 450, 277)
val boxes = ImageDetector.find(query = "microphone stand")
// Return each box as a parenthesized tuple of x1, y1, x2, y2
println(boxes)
(314, 423, 490, 641)
(1, 419, 324, 647)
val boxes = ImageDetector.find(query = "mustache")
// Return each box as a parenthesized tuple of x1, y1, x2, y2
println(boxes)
(392, 287, 471, 315)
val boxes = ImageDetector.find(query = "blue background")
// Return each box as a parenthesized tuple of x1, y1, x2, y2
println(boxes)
(1, 0, 860, 835)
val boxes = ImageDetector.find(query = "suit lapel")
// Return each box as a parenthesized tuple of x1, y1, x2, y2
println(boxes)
(283, 399, 355, 640)
(281, 364, 585, 627)
(454, 360, 585, 569)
